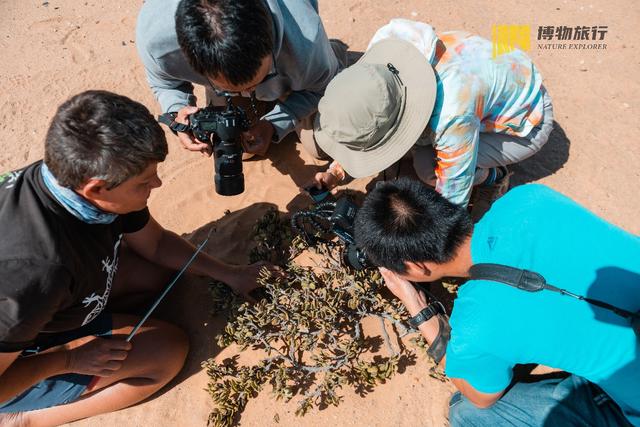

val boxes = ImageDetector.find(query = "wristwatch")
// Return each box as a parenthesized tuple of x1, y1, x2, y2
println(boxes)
(408, 301, 446, 328)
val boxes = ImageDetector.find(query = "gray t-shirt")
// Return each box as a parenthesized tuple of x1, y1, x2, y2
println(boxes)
(135, 0, 339, 141)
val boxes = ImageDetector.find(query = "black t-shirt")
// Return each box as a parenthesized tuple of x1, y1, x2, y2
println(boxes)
(0, 161, 149, 352)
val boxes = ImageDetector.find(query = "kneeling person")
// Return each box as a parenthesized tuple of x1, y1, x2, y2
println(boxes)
(311, 19, 553, 220)
(137, 0, 342, 158)
(0, 91, 267, 425)
(355, 179, 639, 426)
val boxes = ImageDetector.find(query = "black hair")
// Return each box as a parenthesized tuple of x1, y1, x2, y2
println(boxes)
(354, 178, 473, 273)
(44, 90, 168, 189)
(175, 0, 274, 86)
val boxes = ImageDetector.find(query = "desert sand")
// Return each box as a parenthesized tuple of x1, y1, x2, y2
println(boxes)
(1, 0, 639, 426)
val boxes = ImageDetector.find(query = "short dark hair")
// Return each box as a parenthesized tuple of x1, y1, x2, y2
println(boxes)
(175, 0, 274, 86)
(44, 90, 168, 189)
(354, 178, 473, 273)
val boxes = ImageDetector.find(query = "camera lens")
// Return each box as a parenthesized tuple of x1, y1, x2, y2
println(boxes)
(213, 138, 244, 196)
(214, 173, 244, 196)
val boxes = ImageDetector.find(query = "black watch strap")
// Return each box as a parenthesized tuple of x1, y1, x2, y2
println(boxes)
(158, 112, 190, 134)
(408, 301, 445, 328)
(427, 314, 451, 364)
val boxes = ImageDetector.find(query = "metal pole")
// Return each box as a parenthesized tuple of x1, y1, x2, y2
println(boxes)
(126, 230, 212, 342)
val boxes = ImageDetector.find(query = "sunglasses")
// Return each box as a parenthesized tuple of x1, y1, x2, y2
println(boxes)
(208, 53, 278, 98)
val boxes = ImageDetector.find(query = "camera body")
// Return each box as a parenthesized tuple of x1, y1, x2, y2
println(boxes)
(291, 196, 370, 270)
(189, 103, 249, 196)
(329, 198, 369, 270)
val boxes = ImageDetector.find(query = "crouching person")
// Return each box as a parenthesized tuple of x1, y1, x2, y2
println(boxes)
(0, 91, 268, 426)
(309, 19, 554, 221)
(354, 178, 639, 426)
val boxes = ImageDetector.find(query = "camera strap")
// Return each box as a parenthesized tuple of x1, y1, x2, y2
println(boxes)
(410, 264, 638, 365)
(411, 283, 451, 365)
(158, 112, 190, 135)
(469, 263, 640, 332)
(427, 314, 450, 364)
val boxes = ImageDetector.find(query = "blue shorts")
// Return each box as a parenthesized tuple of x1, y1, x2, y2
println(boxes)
(0, 312, 112, 413)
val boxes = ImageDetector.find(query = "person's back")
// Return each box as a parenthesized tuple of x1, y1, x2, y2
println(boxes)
(447, 184, 640, 423)
(367, 19, 545, 143)
(319, 19, 553, 209)
(431, 31, 544, 137)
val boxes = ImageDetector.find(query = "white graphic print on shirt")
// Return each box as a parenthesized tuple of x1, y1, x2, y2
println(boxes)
(0, 171, 23, 189)
(81, 233, 122, 325)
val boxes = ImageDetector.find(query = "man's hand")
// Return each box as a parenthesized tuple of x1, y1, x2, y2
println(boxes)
(224, 261, 282, 302)
(303, 162, 345, 195)
(242, 120, 275, 156)
(379, 267, 428, 316)
(65, 337, 132, 377)
(306, 171, 339, 194)
(175, 106, 212, 157)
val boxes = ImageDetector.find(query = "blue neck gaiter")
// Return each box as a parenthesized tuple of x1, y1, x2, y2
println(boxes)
(40, 163, 118, 225)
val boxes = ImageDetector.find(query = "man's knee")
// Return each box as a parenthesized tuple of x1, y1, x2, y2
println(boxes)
(411, 146, 437, 185)
(156, 320, 189, 373)
(136, 319, 189, 379)
(411, 158, 437, 186)
(413, 164, 437, 186)
(524, 120, 554, 156)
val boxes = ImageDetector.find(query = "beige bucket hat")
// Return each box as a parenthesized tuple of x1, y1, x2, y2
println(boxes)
(314, 38, 437, 178)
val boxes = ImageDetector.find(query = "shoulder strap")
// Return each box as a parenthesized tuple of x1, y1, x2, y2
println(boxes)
(469, 263, 639, 321)
(469, 263, 546, 292)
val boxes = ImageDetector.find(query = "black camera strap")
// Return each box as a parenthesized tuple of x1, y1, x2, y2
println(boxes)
(418, 264, 640, 364)
(158, 112, 190, 134)
(469, 263, 640, 323)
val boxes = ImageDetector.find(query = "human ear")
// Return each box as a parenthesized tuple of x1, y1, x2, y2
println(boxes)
(404, 261, 433, 281)
(77, 178, 108, 200)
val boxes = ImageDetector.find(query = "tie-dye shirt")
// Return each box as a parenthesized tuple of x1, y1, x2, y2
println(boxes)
(369, 20, 545, 206)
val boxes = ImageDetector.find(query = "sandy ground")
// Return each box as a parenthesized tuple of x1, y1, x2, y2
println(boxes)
(1, 0, 639, 426)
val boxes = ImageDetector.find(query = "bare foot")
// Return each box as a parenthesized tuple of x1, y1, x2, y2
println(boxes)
(0, 412, 29, 427)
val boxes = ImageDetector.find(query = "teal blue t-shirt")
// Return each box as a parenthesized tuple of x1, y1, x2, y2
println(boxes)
(445, 184, 640, 425)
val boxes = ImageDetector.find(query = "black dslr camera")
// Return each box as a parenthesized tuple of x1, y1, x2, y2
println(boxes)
(291, 197, 370, 270)
(189, 101, 249, 196)
(159, 98, 249, 196)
